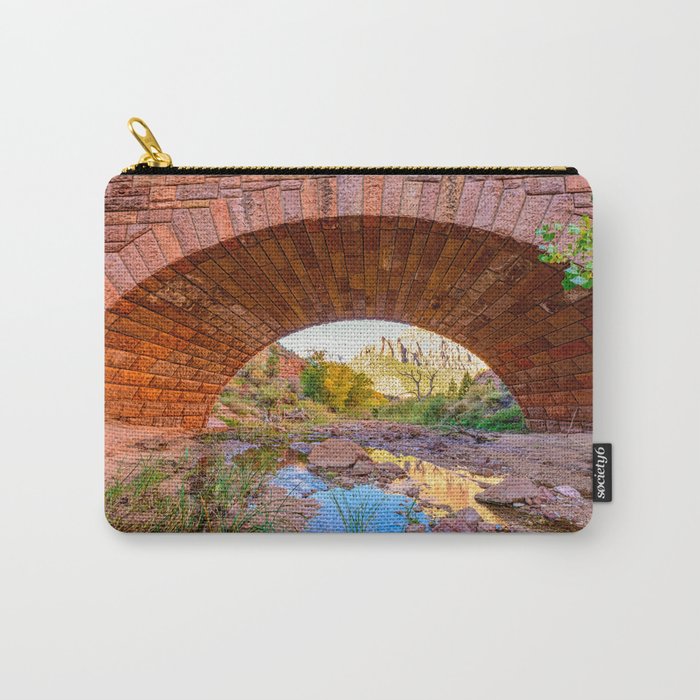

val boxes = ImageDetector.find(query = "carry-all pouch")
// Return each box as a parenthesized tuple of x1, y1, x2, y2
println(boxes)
(105, 119, 593, 533)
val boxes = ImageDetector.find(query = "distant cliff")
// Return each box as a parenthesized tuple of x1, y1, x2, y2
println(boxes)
(350, 328, 488, 398)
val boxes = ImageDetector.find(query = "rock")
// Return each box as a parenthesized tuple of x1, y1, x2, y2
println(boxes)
(536, 486, 557, 503)
(289, 442, 314, 455)
(475, 475, 539, 505)
(553, 485, 583, 500)
(387, 480, 421, 499)
(537, 501, 592, 530)
(405, 522, 427, 533)
(433, 507, 482, 532)
(352, 462, 373, 477)
(308, 438, 370, 469)
(457, 507, 482, 526)
(374, 461, 405, 477)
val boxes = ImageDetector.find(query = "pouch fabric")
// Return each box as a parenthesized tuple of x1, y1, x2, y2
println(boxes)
(105, 170, 593, 532)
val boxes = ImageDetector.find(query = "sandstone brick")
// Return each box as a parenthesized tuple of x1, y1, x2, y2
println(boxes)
(176, 182, 219, 200)
(473, 179, 504, 230)
(550, 339, 590, 361)
(523, 177, 565, 195)
(492, 187, 526, 235)
(565, 175, 591, 193)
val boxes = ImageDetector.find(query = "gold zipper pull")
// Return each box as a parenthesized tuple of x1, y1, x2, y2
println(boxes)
(127, 117, 172, 169)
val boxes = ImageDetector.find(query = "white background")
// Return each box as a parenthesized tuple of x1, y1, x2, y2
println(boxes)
(1, 1, 698, 698)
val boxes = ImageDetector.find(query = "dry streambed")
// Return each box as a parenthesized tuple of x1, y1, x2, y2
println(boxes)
(105, 421, 592, 532)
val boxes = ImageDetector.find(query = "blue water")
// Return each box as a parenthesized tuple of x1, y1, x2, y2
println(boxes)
(271, 466, 329, 497)
(305, 484, 430, 533)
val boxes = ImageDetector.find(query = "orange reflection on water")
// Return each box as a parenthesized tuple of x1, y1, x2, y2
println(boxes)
(367, 448, 504, 524)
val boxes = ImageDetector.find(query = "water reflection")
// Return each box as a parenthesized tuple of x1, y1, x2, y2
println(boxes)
(267, 443, 506, 531)
(272, 465, 328, 497)
(366, 448, 504, 524)
(305, 484, 429, 533)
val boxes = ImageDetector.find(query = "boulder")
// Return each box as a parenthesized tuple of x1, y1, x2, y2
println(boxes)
(387, 480, 421, 499)
(553, 485, 583, 500)
(374, 461, 405, 478)
(475, 475, 539, 505)
(308, 438, 370, 469)
(351, 461, 373, 477)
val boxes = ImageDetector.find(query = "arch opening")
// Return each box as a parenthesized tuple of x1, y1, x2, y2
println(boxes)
(214, 320, 527, 434)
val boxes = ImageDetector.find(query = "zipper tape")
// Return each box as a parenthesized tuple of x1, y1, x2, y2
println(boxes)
(123, 118, 577, 176)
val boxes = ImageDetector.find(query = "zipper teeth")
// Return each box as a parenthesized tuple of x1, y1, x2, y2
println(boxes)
(122, 164, 577, 175)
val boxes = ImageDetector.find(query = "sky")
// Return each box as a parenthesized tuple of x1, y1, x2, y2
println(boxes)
(280, 320, 415, 362)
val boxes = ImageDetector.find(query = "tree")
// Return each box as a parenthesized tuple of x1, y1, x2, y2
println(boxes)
(264, 344, 280, 379)
(300, 353, 327, 403)
(535, 215, 593, 290)
(458, 371, 473, 399)
(254, 384, 282, 421)
(346, 372, 375, 408)
(323, 363, 355, 411)
(447, 378, 459, 399)
(398, 367, 438, 400)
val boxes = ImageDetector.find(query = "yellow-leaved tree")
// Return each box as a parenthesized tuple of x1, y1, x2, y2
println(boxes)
(323, 363, 355, 411)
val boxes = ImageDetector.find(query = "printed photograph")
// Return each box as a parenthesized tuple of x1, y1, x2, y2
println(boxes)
(105, 173, 593, 532)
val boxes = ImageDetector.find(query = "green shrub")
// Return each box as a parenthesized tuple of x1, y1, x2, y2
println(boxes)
(475, 405, 526, 432)
(420, 396, 449, 425)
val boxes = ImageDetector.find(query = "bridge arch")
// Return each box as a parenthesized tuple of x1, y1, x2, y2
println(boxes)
(105, 173, 592, 432)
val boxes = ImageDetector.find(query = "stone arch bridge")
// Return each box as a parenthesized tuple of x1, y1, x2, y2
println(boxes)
(105, 172, 592, 432)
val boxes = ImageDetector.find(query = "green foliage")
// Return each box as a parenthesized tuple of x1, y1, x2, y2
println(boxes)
(457, 371, 473, 399)
(374, 380, 526, 433)
(253, 384, 283, 420)
(106, 451, 295, 533)
(398, 498, 423, 526)
(535, 215, 593, 290)
(374, 397, 429, 423)
(300, 353, 328, 403)
(300, 353, 383, 412)
(346, 371, 375, 407)
(264, 344, 280, 378)
(374, 395, 449, 427)
(472, 405, 526, 432)
(330, 489, 385, 532)
(447, 378, 459, 399)
(420, 396, 449, 425)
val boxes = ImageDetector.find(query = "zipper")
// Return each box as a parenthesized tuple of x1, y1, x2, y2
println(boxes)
(123, 117, 578, 176)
